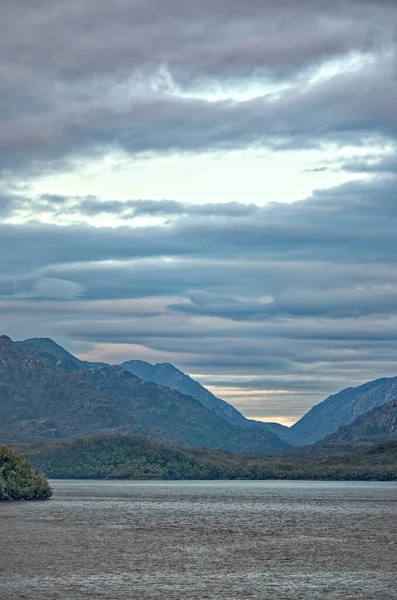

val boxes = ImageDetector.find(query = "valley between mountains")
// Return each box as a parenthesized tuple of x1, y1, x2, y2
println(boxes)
(1, 334, 397, 481)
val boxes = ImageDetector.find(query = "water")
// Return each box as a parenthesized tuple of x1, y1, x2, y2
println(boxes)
(1, 480, 397, 599)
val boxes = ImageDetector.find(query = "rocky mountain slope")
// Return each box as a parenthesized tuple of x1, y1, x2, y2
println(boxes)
(325, 398, 397, 444)
(121, 359, 290, 439)
(0, 335, 138, 442)
(19, 338, 290, 438)
(121, 359, 251, 428)
(19, 337, 105, 371)
(82, 364, 288, 451)
(288, 377, 397, 445)
(0, 336, 289, 452)
(14, 336, 397, 449)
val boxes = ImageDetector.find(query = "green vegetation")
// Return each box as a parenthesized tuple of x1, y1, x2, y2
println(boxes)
(25, 435, 223, 480)
(24, 435, 397, 481)
(0, 445, 52, 500)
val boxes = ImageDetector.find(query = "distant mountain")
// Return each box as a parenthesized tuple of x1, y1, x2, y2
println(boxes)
(81, 364, 289, 452)
(0, 336, 289, 452)
(288, 377, 397, 445)
(18, 337, 106, 371)
(14, 336, 397, 450)
(248, 419, 290, 439)
(0, 335, 138, 442)
(18, 339, 291, 440)
(121, 359, 291, 439)
(325, 398, 397, 444)
(120, 359, 250, 427)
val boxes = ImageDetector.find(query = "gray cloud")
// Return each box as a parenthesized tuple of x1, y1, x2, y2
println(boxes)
(2, 1, 393, 83)
(2, 0, 397, 421)
(2, 177, 397, 276)
(0, 0, 397, 175)
(2, 68, 397, 175)
(1, 175, 397, 420)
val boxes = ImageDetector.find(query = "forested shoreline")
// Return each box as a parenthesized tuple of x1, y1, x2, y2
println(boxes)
(24, 435, 397, 482)
(0, 445, 52, 501)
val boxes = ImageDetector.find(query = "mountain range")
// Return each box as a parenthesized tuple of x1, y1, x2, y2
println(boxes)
(1, 334, 397, 451)
(20, 338, 288, 437)
(0, 335, 287, 452)
(325, 397, 397, 444)
(287, 377, 397, 445)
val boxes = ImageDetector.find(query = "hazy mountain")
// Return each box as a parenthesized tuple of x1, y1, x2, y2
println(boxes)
(294, 399, 397, 458)
(19, 339, 289, 438)
(13, 336, 397, 449)
(120, 359, 250, 427)
(19, 337, 106, 371)
(248, 419, 290, 438)
(325, 398, 397, 444)
(0, 336, 289, 452)
(81, 364, 289, 451)
(121, 359, 291, 439)
(288, 377, 397, 445)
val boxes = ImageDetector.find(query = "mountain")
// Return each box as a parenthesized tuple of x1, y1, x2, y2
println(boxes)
(81, 364, 289, 451)
(18, 339, 288, 438)
(248, 419, 290, 438)
(13, 336, 397, 449)
(120, 359, 250, 427)
(0, 335, 138, 442)
(325, 398, 397, 444)
(18, 339, 291, 439)
(18, 337, 106, 371)
(288, 377, 397, 445)
(121, 359, 291, 439)
(0, 336, 289, 452)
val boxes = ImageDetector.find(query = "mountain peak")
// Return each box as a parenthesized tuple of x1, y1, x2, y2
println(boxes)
(290, 376, 397, 445)
(22, 337, 69, 353)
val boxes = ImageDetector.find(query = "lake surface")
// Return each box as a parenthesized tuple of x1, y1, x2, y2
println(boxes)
(1, 480, 397, 599)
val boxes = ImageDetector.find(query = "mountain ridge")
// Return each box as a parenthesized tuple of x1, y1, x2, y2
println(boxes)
(289, 377, 397, 445)
(19, 337, 291, 438)
(325, 397, 397, 444)
(0, 336, 289, 452)
(6, 335, 397, 451)
(121, 359, 254, 429)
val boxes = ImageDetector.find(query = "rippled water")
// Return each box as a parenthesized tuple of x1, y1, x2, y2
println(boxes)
(1, 480, 397, 599)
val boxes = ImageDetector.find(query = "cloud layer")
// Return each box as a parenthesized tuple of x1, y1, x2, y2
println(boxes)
(2, 176, 397, 421)
(1, 0, 397, 422)
(1, 0, 397, 175)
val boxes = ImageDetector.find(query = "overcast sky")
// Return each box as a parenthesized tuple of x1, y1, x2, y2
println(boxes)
(1, 0, 397, 425)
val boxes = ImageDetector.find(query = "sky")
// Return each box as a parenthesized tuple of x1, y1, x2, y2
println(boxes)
(1, 0, 397, 425)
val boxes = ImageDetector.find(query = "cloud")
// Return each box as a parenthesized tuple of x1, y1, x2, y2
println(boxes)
(1, 0, 397, 176)
(2, 68, 397, 175)
(30, 278, 84, 300)
(2, 177, 397, 273)
(1, 0, 397, 421)
(1, 174, 397, 420)
(2, 1, 393, 83)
